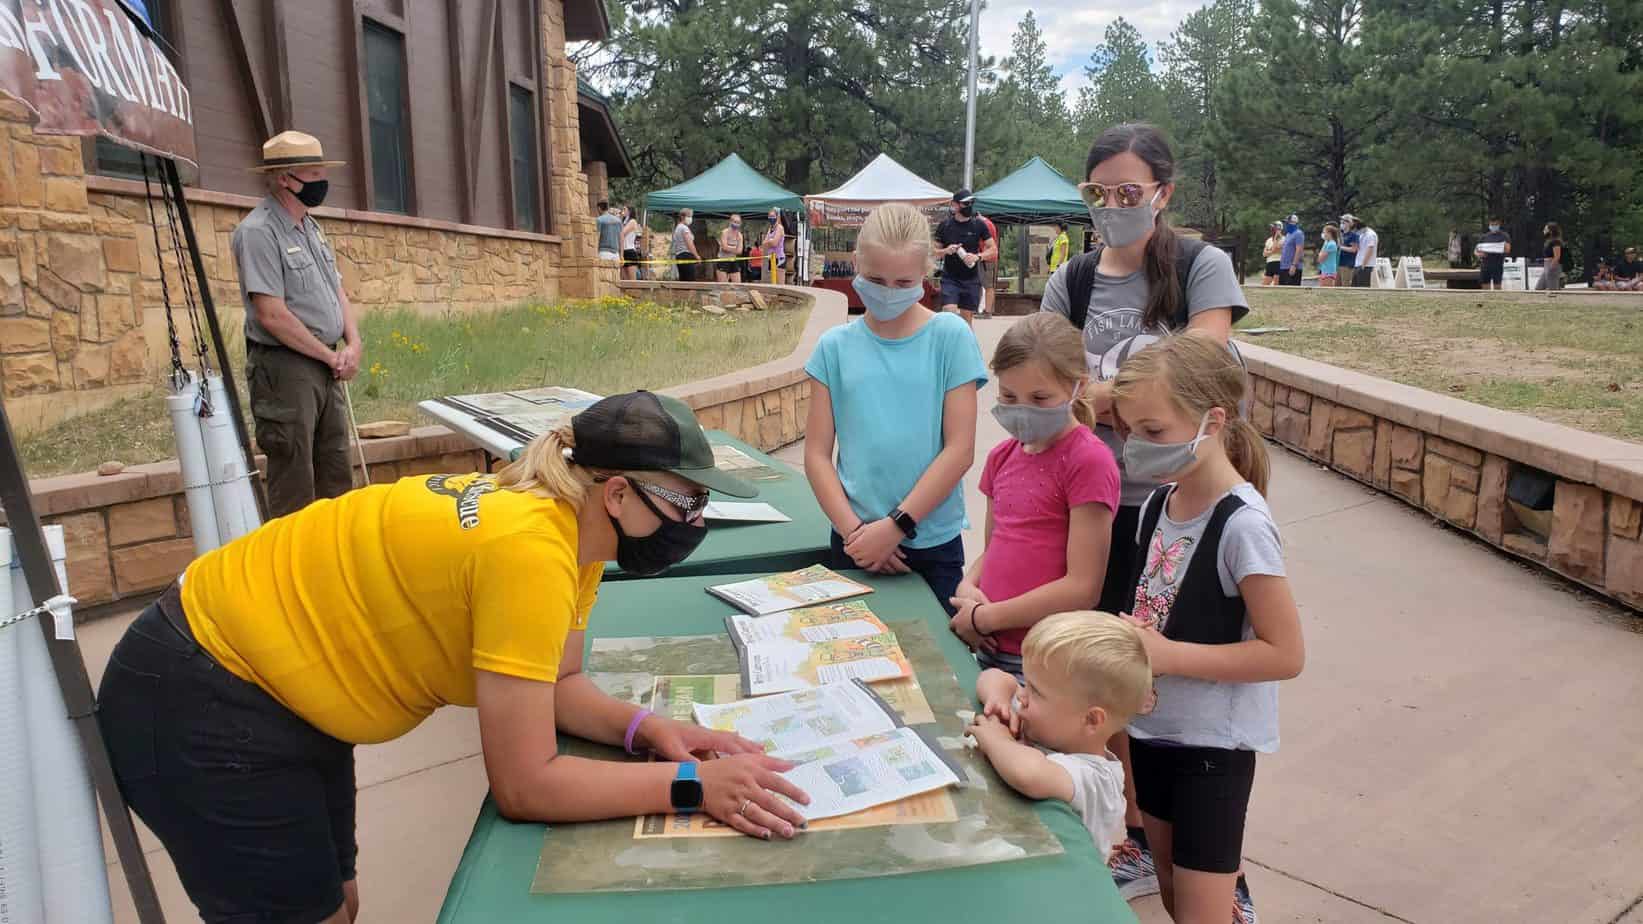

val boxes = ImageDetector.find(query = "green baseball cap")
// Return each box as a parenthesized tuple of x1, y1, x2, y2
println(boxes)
(569, 390, 758, 498)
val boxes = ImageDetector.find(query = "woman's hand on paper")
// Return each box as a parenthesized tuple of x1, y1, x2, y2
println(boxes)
(699, 754, 810, 841)
(643, 716, 763, 761)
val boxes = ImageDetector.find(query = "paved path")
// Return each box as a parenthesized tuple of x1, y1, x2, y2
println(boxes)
(90, 317, 1643, 922)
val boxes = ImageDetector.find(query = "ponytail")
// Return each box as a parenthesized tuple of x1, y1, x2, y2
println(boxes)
(1141, 220, 1182, 331)
(1222, 417, 1270, 497)
(1071, 386, 1100, 430)
(493, 425, 608, 508)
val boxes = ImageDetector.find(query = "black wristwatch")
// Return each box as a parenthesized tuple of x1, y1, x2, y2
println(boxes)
(671, 762, 704, 814)
(888, 507, 918, 540)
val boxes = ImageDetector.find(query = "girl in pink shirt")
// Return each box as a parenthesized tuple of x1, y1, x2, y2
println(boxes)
(951, 313, 1121, 678)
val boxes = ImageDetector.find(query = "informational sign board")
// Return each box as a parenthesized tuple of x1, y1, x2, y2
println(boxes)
(1502, 258, 1527, 290)
(1528, 264, 1544, 290)
(1398, 256, 1427, 289)
(0, 0, 197, 163)
(1373, 257, 1396, 288)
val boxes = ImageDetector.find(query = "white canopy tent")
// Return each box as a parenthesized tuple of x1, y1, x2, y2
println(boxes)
(806, 154, 952, 227)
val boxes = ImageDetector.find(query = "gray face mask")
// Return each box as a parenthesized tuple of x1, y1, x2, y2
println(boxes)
(1088, 189, 1161, 249)
(1123, 412, 1211, 481)
(992, 387, 1079, 446)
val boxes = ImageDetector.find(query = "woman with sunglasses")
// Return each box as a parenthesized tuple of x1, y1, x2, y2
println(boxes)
(96, 391, 811, 924)
(1039, 122, 1248, 914)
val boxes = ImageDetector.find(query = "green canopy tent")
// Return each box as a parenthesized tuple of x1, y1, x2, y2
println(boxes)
(971, 156, 1086, 224)
(642, 153, 806, 280)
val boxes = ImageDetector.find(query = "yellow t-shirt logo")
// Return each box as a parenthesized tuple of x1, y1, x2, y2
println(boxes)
(424, 474, 498, 530)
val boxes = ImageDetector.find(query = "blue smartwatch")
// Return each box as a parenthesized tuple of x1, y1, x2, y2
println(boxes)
(671, 761, 704, 814)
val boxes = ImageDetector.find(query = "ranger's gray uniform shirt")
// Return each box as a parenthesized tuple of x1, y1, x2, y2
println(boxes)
(232, 196, 345, 347)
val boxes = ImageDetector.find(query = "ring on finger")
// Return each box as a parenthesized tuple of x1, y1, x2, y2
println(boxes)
(737, 798, 751, 815)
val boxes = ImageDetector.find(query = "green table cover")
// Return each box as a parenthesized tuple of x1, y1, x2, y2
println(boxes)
(604, 431, 832, 581)
(436, 571, 1137, 924)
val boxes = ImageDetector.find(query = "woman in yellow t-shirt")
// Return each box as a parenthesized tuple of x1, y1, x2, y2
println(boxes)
(97, 391, 809, 924)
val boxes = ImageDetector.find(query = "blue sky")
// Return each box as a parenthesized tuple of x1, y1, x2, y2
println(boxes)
(977, 0, 1213, 99)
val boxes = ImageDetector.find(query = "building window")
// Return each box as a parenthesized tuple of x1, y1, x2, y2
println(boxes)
(364, 20, 411, 213)
(508, 84, 539, 232)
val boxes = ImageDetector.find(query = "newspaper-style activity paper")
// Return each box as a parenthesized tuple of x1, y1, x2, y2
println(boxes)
(726, 600, 912, 695)
(707, 564, 873, 616)
(777, 726, 963, 822)
(692, 680, 902, 759)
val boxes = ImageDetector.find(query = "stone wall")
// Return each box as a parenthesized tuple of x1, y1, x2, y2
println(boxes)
(1242, 342, 1643, 612)
(14, 283, 848, 615)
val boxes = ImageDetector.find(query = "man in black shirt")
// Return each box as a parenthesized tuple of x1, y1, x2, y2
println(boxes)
(935, 188, 995, 326)
(1616, 247, 1640, 283)
(1474, 217, 1511, 290)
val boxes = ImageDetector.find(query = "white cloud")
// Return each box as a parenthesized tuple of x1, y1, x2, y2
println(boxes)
(978, 0, 1214, 101)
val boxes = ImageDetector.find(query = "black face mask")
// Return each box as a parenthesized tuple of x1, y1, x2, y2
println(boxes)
(958, 204, 974, 217)
(287, 175, 329, 208)
(611, 485, 707, 576)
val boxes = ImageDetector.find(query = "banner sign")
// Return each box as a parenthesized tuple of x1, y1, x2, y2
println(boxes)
(0, 0, 196, 164)
(807, 200, 949, 229)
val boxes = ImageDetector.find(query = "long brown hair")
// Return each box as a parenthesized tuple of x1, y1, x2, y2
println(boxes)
(1111, 331, 1271, 495)
(991, 313, 1099, 428)
(1085, 123, 1180, 331)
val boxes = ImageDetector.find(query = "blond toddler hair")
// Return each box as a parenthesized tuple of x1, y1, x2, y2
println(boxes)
(1022, 611, 1152, 720)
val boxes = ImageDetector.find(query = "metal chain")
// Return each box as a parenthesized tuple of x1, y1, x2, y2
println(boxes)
(0, 594, 78, 632)
(140, 154, 189, 393)
(154, 163, 214, 409)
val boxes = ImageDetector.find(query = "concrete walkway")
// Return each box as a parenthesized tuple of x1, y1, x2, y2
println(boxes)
(89, 317, 1643, 922)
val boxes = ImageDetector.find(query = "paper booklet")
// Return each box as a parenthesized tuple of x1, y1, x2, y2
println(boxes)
(725, 600, 912, 696)
(707, 564, 872, 616)
(703, 501, 792, 523)
(692, 681, 961, 822)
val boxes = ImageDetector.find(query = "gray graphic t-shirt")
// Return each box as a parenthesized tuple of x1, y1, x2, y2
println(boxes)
(1040, 246, 1248, 506)
(1127, 483, 1286, 752)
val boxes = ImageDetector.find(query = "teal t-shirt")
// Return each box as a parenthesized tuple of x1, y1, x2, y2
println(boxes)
(1320, 239, 1340, 275)
(804, 312, 988, 548)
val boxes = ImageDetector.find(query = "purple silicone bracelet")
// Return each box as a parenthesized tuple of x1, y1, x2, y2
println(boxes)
(624, 709, 654, 755)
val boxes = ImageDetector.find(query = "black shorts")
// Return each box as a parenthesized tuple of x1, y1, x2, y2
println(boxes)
(1130, 737, 1256, 874)
(1479, 261, 1504, 284)
(1264, 260, 1280, 277)
(1277, 267, 1301, 285)
(1098, 503, 1142, 614)
(1353, 266, 1373, 287)
(940, 275, 983, 310)
(622, 248, 642, 266)
(98, 589, 357, 924)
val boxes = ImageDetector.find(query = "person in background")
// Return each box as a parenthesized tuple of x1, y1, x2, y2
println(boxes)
(1535, 222, 1564, 291)
(1278, 214, 1304, 286)
(232, 131, 362, 518)
(1317, 223, 1340, 287)
(1616, 246, 1640, 290)
(717, 214, 746, 283)
(1111, 332, 1304, 924)
(805, 202, 987, 615)
(1338, 214, 1360, 286)
(977, 212, 1000, 319)
(1474, 217, 1511, 291)
(1040, 122, 1249, 902)
(595, 201, 623, 268)
(936, 188, 996, 327)
(1261, 222, 1283, 285)
(621, 205, 643, 281)
(950, 313, 1119, 678)
(763, 209, 787, 285)
(1352, 217, 1379, 287)
(970, 613, 1151, 858)
(1049, 222, 1072, 274)
(672, 210, 700, 282)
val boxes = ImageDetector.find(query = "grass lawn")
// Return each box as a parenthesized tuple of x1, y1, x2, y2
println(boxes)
(1240, 288, 1643, 443)
(20, 296, 808, 478)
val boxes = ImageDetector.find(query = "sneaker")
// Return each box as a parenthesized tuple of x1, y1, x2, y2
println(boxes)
(1107, 835, 1160, 901)
(1233, 874, 1257, 924)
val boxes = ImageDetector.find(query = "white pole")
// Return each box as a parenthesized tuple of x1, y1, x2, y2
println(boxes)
(343, 382, 370, 487)
(0, 530, 48, 924)
(963, 0, 981, 189)
(167, 372, 223, 554)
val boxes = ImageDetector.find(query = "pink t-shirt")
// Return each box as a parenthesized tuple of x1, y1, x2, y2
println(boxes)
(978, 426, 1121, 654)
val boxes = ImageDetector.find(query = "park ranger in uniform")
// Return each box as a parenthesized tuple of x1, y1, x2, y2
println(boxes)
(232, 131, 363, 517)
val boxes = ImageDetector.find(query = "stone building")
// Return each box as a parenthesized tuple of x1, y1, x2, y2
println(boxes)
(0, 0, 631, 434)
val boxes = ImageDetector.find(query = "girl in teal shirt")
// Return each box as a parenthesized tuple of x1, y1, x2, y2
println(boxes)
(804, 202, 988, 613)
(1318, 223, 1341, 286)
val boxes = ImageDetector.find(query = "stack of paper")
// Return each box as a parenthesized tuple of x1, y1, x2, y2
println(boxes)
(725, 600, 912, 695)
(693, 681, 961, 821)
(707, 565, 872, 616)
(703, 502, 791, 523)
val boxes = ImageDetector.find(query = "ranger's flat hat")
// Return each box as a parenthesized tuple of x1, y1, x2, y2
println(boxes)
(250, 131, 346, 172)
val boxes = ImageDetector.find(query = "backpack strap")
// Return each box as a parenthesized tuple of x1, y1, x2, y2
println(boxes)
(1067, 236, 1210, 332)
(1161, 492, 1251, 646)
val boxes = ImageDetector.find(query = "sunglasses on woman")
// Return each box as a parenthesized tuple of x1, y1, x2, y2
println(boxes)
(1077, 181, 1160, 209)
(630, 478, 710, 521)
